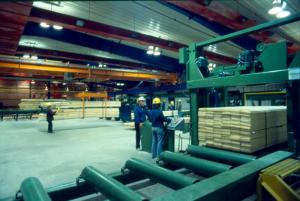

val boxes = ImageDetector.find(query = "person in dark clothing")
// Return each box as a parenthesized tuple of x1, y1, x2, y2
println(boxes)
(148, 97, 171, 158)
(40, 104, 57, 133)
(133, 97, 146, 150)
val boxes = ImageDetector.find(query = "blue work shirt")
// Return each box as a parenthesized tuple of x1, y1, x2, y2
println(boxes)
(133, 105, 146, 123)
(148, 109, 170, 128)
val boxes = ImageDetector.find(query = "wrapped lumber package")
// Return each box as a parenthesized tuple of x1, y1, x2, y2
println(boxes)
(198, 106, 287, 153)
(265, 106, 287, 147)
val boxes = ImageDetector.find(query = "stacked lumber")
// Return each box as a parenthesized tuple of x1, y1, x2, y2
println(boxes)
(18, 99, 121, 120)
(198, 106, 287, 153)
(265, 107, 287, 147)
(19, 99, 64, 110)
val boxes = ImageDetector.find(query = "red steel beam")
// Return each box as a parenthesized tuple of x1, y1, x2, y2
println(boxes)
(28, 7, 236, 64)
(168, 0, 299, 53)
(0, 2, 32, 55)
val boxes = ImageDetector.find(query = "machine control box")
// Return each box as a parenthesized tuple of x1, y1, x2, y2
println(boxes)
(167, 117, 185, 131)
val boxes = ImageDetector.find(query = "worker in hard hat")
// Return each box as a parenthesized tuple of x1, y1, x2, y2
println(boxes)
(148, 97, 171, 158)
(39, 103, 57, 133)
(133, 96, 147, 150)
(168, 100, 175, 110)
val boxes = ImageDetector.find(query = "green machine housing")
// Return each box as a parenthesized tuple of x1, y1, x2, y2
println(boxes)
(179, 13, 300, 150)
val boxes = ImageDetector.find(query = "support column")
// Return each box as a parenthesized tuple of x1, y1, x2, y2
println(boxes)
(47, 82, 51, 99)
(190, 89, 198, 145)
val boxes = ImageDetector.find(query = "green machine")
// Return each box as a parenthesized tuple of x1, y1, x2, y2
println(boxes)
(179, 13, 300, 152)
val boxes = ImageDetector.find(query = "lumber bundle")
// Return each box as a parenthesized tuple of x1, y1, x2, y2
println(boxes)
(198, 106, 287, 153)
(19, 99, 120, 120)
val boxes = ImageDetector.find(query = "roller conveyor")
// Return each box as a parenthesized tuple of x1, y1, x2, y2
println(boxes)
(15, 147, 293, 201)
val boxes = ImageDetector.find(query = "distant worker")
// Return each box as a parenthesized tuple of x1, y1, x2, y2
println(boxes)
(133, 97, 147, 150)
(177, 99, 183, 117)
(148, 97, 171, 158)
(168, 100, 175, 110)
(39, 104, 57, 133)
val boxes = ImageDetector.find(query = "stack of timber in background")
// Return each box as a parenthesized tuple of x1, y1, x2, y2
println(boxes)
(18, 99, 120, 120)
(198, 106, 287, 153)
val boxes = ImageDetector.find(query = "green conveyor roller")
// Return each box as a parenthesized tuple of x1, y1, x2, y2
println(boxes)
(124, 157, 199, 190)
(20, 177, 52, 201)
(186, 145, 256, 166)
(80, 166, 147, 201)
(159, 151, 232, 177)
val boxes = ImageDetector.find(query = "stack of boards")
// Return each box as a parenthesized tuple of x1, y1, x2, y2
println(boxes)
(19, 99, 120, 120)
(198, 106, 287, 153)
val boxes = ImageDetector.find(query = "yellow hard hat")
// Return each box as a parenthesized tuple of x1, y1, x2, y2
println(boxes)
(152, 97, 161, 104)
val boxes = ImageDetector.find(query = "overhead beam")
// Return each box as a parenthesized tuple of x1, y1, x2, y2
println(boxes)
(17, 46, 159, 71)
(23, 22, 182, 72)
(27, 8, 236, 64)
(0, 61, 177, 83)
(160, 1, 258, 50)
(0, 2, 32, 54)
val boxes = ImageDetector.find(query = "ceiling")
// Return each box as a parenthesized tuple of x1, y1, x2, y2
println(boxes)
(0, 0, 298, 88)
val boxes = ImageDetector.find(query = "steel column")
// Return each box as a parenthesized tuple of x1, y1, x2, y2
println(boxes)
(80, 166, 146, 201)
(186, 145, 256, 166)
(123, 158, 198, 189)
(159, 151, 231, 177)
(20, 177, 52, 201)
(190, 90, 198, 145)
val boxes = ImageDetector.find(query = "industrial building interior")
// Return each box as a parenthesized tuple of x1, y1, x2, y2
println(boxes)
(0, 1, 300, 201)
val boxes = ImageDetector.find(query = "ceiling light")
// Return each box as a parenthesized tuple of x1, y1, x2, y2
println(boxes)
(268, 0, 286, 15)
(153, 51, 161, 56)
(40, 22, 50, 28)
(98, 63, 103, 67)
(147, 46, 154, 55)
(53, 25, 63, 30)
(45, 86, 48, 91)
(103, 64, 107, 67)
(66, 87, 69, 92)
(62, 82, 66, 86)
(31, 55, 38, 60)
(31, 80, 35, 84)
(276, 10, 290, 18)
(147, 50, 154, 55)
(85, 88, 88, 92)
(22, 54, 30, 59)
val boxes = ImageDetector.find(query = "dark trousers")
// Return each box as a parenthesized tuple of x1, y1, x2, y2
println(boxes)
(135, 123, 141, 148)
(48, 120, 53, 133)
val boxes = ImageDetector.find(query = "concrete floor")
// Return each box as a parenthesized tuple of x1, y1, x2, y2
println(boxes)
(0, 118, 152, 200)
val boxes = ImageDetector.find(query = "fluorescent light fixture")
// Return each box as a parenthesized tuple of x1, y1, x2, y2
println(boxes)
(276, 10, 290, 18)
(268, 0, 286, 15)
(31, 80, 36, 84)
(103, 64, 107, 67)
(40, 22, 50, 28)
(98, 63, 103, 67)
(147, 50, 154, 54)
(53, 25, 63, 30)
(23, 54, 30, 59)
(31, 55, 38, 60)
(62, 82, 66, 86)
(153, 51, 161, 56)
